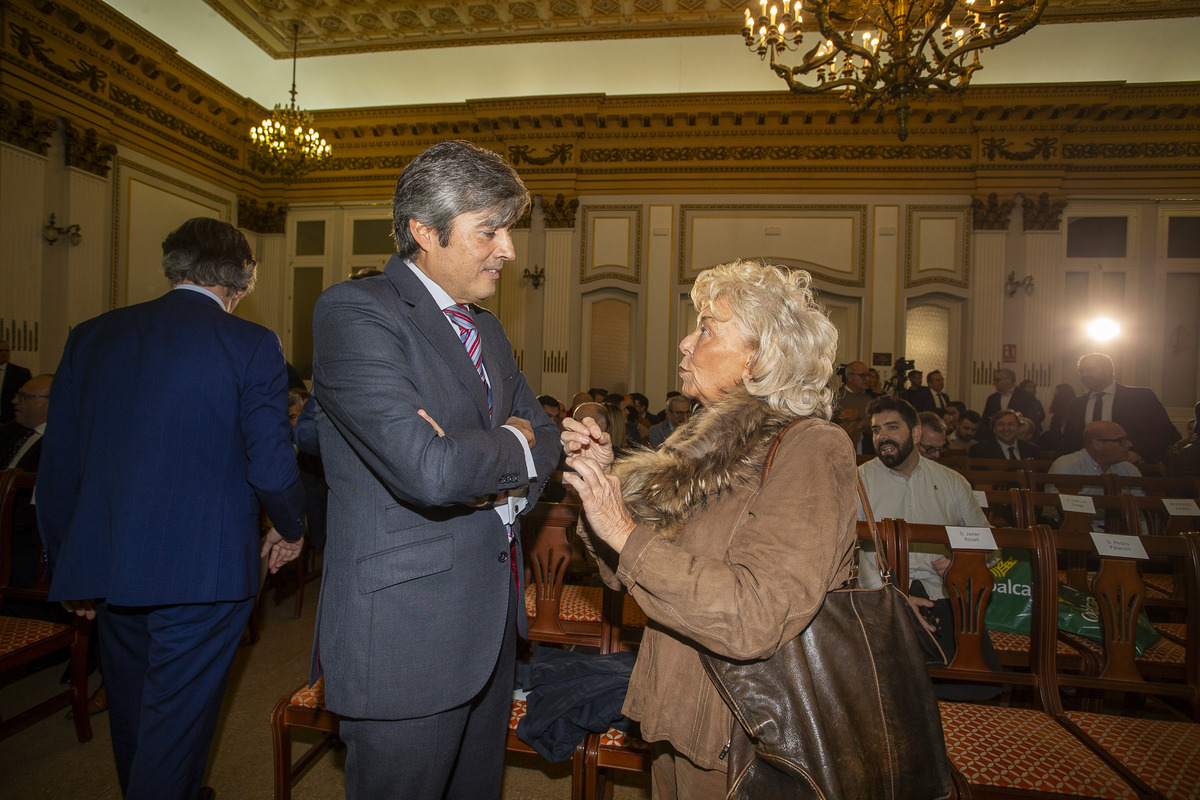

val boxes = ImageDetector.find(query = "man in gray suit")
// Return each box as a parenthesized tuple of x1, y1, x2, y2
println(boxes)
(310, 140, 559, 799)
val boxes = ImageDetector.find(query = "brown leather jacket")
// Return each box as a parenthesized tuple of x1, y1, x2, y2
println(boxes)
(596, 418, 858, 769)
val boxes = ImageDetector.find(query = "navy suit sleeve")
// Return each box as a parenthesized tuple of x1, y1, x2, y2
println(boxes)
(503, 355, 559, 508)
(312, 286, 546, 509)
(242, 331, 306, 541)
(36, 333, 83, 573)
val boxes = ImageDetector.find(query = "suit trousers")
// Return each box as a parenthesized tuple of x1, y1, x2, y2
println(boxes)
(339, 590, 517, 800)
(97, 597, 256, 800)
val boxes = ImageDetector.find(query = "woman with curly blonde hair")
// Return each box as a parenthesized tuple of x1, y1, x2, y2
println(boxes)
(562, 260, 858, 798)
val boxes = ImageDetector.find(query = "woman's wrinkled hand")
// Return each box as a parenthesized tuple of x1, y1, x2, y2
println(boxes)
(560, 415, 614, 471)
(563, 453, 635, 554)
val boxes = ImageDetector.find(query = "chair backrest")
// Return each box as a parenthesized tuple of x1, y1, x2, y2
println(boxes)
(962, 456, 1051, 474)
(1107, 475, 1200, 499)
(961, 469, 1029, 491)
(976, 488, 1026, 529)
(521, 500, 593, 644)
(0, 469, 41, 606)
(1046, 528, 1200, 721)
(1026, 472, 1108, 495)
(1123, 495, 1200, 537)
(894, 520, 1062, 714)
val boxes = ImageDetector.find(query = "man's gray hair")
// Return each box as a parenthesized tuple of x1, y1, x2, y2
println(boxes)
(391, 140, 530, 260)
(161, 218, 257, 292)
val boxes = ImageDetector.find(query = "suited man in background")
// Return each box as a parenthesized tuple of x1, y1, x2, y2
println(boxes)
(969, 409, 1041, 460)
(37, 218, 306, 800)
(908, 369, 951, 413)
(1061, 352, 1180, 465)
(981, 368, 1042, 435)
(0, 339, 33, 424)
(310, 140, 559, 799)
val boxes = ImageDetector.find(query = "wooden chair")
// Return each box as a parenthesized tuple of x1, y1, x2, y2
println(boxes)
(960, 469, 1028, 491)
(522, 500, 607, 649)
(1047, 529, 1200, 799)
(270, 677, 340, 800)
(1027, 472, 1109, 496)
(1123, 495, 1200, 537)
(895, 520, 1158, 799)
(962, 456, 1052, 474)
(0, 469, 93, 744)
(1106, 475, 1200, 500)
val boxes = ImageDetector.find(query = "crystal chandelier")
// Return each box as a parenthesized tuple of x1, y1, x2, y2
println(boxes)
(249, 24, 331, 182)
(742, 0, 1048, 140)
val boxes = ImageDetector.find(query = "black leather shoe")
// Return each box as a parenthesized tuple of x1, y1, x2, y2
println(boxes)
(196, 787, 216, 800)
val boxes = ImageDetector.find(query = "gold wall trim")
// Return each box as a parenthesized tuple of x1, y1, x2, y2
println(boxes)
(580, 205, 643, 285)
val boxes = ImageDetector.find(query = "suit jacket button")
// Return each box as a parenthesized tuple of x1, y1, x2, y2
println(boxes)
(498, 551, 509, 563)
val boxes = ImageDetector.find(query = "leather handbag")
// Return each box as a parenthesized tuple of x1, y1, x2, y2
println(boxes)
(700, 423, 954, 800)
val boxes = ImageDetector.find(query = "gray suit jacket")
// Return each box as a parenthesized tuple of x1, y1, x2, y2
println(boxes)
(310, 256, 558, 720)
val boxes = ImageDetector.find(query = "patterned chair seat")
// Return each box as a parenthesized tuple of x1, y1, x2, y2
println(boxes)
(939, 702, 1139, 798)
(990, 629, 1077, 656)
(1153, 622, 1187, 644)
(596, 726, 650, 752)
(524, 583, 603, 623)
(288, 676, 325, 709)
(1064, 630, 1187, 666)
(1143, 573, 1176, 598)
(0, 616, 70, 654)
(1065, 712, 1200, 800)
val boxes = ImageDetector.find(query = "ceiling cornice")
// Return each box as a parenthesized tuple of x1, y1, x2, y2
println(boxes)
(197, 0, 1200, 59)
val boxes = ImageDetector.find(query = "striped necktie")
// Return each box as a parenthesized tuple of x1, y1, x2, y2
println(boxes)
(444, 304, 492, 419)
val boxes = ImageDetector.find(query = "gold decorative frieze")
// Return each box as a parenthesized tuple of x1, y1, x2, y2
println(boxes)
(580, 144, 974, 163)
(238, 197, 287, 234)
(0, 97, 57, 155)
(509, 144, 574, 167)
(981, 137, 1058, 162)
(325, 155, 411, 172)
(8, 23, 108, 93)
(64, 124, 117, 177)
(1062, 142, 1200, 158)
(542, 194, 579, 229)
(1022, 193, 1069, 231)
(971, 194, 1015, 231)
(108, 86, 239, 160)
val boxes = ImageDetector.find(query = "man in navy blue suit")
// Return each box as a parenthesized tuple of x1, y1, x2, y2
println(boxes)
(37, 218, 306, 800)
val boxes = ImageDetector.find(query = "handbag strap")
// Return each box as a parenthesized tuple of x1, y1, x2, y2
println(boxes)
(761, 419, 895, 582)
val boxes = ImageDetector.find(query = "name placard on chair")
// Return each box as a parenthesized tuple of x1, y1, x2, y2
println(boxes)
(1059, 494, 1096, 514)
(945, 527, 997, 550)
(1162, 498, 1200, 516)
(1089, 532, 1149, 560)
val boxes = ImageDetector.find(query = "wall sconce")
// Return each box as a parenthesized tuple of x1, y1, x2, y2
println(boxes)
(1004, 271, 1034, 297)
(43, 214, 82, 246)
(523, 265, 545, 289)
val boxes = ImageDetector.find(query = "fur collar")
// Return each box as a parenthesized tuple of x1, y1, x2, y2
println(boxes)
(614, 387, 797, 541)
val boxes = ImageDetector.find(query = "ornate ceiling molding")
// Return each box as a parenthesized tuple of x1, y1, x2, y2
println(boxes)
(199, 0, 1200, 58)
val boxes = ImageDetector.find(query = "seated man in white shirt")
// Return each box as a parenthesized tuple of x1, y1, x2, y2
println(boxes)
(859, 396, 999, 697)
(1048, 420, 1142, 531)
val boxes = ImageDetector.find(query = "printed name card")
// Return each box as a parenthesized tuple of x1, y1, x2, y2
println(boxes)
(1090, 532, 1149, 560)
(1162, 498, 1200, 516)
(1059, 494, 1096, 514)
(973, 491, 988, 508)
(946, 527, 997, 550)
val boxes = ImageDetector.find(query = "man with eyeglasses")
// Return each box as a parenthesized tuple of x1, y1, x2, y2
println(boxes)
(1050, 421, 1142, 482)
(981, 368, 1042, 436)
(0, 339, 33, 425)
(836, 360, 873, 417)
(1, 374, 51, 471)
(917, 411, 949, 462)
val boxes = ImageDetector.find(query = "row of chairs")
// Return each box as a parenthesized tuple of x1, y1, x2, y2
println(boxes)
(271, 483, 1200, 799)
(891, 519, 1200, 799)
(0, 469, 93, 744)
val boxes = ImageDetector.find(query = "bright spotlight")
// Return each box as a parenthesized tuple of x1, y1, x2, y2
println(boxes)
(1086, 318, 1120, 342)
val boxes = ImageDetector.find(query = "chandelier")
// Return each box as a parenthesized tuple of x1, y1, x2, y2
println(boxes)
(742, 0, 1048, 140)
(249, 24, 331, 182)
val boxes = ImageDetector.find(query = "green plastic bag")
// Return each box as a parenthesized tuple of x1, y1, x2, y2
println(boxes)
(984, 550, 1161, 656)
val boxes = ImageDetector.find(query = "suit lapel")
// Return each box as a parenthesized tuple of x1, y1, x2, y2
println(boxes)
(386, 259, 492, 425)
